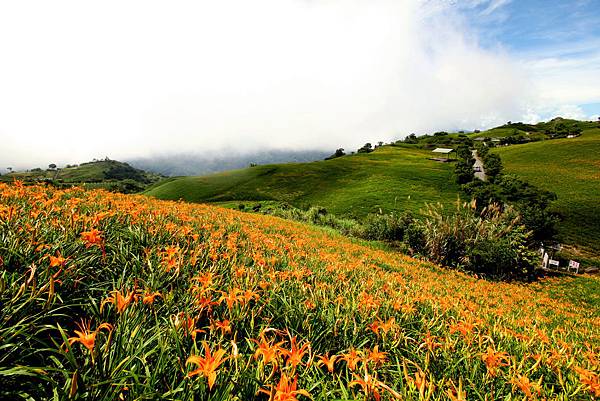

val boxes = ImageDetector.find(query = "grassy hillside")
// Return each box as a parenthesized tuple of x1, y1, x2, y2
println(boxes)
(0, 159, 162, 192)
(146, 145, 461, 218)
(495, 127, 600, 257)
(470, 118, 597, 140)
(1, 183, 599, 399)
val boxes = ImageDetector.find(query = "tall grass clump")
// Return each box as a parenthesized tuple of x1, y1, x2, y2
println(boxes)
(409, 201, 537, 278)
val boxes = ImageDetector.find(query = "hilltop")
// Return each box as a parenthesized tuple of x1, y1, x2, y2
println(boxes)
(1, 183, 598, 399)
(128, 149, 330, 176)
(0, 158, 163, 193)
(145, 145, 461, 218)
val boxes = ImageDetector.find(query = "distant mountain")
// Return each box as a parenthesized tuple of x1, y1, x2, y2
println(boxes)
(127, 149, 330, 176)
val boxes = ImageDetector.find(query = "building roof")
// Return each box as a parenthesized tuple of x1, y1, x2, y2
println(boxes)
(432, 148, 454, 154)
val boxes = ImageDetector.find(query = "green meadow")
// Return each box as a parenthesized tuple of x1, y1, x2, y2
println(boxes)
(494, 128, 600, 258)
(145, 145, 460, 218)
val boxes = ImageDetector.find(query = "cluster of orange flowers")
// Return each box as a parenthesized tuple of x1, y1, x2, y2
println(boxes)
(1, 182, 598, 400)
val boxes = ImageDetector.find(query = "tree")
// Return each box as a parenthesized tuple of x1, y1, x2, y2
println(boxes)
(455, 160, 475, 184)
(48, 164, 57, 170)
(456, 144, 473, 162)
(454, 144, 475, 184)
(357, 143, 373, 153)
(483, 153, 503, 180)
(404, 134, 418, 144)
(325, 148, 345, 160)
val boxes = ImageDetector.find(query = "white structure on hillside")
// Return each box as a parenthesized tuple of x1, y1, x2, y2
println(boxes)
(431, 148, 454, 160)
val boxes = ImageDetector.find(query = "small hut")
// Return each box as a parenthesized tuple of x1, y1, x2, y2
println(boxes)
(431, 148, 454, 161)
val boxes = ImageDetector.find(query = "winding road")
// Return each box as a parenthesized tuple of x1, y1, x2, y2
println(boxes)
(472, 150, 486, 181)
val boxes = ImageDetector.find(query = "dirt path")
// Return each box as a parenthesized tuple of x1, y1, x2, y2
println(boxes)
(472, 150, 486, 181)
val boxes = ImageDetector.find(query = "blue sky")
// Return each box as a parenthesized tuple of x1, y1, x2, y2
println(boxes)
(466, 0, 600, 51)
(458, 0, 600, 119)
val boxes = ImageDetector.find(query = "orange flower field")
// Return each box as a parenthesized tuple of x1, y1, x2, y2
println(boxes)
(0, 182, 598, 400)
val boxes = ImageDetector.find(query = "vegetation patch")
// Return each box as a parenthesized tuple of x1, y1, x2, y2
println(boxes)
(494, 128, 600, 260)
(2, 182, 598, 399)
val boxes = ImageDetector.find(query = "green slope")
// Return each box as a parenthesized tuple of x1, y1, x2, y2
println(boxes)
(145, 145, 461, 218)
(1, 160, 162, 192)
(145, 120, 600, 260)
(494, 127, 600, 256)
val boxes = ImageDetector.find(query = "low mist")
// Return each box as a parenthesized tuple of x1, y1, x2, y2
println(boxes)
(0, 0, 532, 170)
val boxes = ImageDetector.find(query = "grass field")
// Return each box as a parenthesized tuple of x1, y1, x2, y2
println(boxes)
(145, 145, 461, 218)
(494, 128, 600, 258)
(1, 183, 599, 399)
(0, 160, 161, 189)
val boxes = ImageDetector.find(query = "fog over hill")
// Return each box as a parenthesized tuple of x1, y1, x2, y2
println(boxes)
(127, 149, 330, 176)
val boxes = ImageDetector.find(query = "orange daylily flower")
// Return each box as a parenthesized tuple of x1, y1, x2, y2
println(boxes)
(316, 353, 338, 373)
(365, 345, 387, 367)
(369, 317, 397, 336)
(212, 319, 232, 335)
(252, 334, 285, 367)
(219, 288, 245, 310)
(259, 374, 310, 401)
(481, 347, 510, 377)
(101, 289, 137, 314)
(574, 367, 600, 397)
(419, 332, 443, 353)
(49, 254, 67, 268)
(341, 348, 363, 371)
(186, 341, 229, 390)
(280, 336, 311, 369)
(80, 229, 103, 247)
(142, 290, 162, 305)
(242, 289, 260, 303)
(510, 374, 542, 399)
(68, 319, 113, 353)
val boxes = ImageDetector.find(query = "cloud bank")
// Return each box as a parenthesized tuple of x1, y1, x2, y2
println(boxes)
(0, 0, 546, 169)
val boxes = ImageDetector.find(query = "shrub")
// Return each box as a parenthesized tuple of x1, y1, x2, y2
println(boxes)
(455, 160, 475, 184)
(413, 202, 537, 278)
(359, 213, 412, 241)
(482, 153, 503, 181)
(463, 175, 559, 242)
(404, 223, 426, 253)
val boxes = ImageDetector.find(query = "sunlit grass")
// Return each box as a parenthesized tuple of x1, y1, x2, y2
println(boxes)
(495, 128, 600, 259)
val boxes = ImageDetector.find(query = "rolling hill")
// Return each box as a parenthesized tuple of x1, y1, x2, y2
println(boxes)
(0, 159, 163, 193)
(145, 145, 461, 218)
(128, 149, 330, 176)
(494, 127, 600, 258)
(145, 119, 600, 263)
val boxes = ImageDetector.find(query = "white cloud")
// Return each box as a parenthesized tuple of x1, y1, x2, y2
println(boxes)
(480, 0, 512, 16)
(0, 0, 533, 169)
(516, 38, 600, 121)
